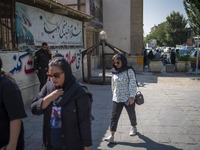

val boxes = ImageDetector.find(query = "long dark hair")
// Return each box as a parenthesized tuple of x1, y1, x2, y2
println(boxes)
(0, 57, 16, 82)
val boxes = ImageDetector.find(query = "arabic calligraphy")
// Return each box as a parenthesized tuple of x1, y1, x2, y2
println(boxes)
(44, 21, 81, 39)
(10, 53, 34, 74)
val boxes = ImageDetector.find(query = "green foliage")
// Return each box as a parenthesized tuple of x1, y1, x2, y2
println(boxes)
(151, 57, 160, 61)
(177, 54, 191, 61)
(165, 11, 188, 47)
(184, 0, 200, 35)
(144, 12, 188, 47)
(144, 22, 168, 47)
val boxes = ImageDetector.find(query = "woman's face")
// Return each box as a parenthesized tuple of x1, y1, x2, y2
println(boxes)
(48, 66, 65, 87)
(113, 59, 122, 69)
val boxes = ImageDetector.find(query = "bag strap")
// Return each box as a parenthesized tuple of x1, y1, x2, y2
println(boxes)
(126, 69, 139, 87)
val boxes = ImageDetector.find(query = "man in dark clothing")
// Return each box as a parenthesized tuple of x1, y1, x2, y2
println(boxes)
(0, 57, 27, 150)
(34, 42, 52, 90)
(170, 49, 176, 65)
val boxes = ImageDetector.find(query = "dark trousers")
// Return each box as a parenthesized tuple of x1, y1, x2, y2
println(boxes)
(110, 101, 137, 131)
(37, 69, 48, 90)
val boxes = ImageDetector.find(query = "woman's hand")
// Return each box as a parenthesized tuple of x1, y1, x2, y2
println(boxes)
(42, 89, 64, 109)
(84, 147, 90, 150)
(129, 97, 135, 105)
(48, 89, 64, 100)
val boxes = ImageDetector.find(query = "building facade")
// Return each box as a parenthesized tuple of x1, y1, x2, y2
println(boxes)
(0, 0, 93, 103)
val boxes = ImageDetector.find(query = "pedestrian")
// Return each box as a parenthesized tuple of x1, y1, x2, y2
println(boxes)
(31, 57, 92, 150)
(0, 57, 27, 150)
(104, 53, 137, 143)
(143, 48, 147, 67)
(34, 42, 52, 90)
(170, 49, 176, 65)
(51, 53, 64, 59)
(154, 49, 161, 60)
(147, 50, 154, 65)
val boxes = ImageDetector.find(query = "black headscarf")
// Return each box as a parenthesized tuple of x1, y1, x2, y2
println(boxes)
(112, 53, 133, 74)
(48, 58, 92, 107)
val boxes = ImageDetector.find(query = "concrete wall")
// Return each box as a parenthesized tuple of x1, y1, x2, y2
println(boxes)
(103, 0, 131, 53)
(103, 0, 144, 72)
(0, 48, 83, 104)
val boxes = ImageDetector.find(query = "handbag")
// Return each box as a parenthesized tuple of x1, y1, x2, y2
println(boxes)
(127, 70, 144, 105)
(135, 91, 144, 105)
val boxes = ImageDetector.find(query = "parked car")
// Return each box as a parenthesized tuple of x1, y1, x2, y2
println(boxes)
(177, 49, 190, 56)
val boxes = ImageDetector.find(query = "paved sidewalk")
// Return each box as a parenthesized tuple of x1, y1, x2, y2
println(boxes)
(23, 70, 200, 150)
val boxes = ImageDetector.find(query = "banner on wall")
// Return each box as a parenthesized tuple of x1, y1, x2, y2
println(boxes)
(15, 2, 83, 47)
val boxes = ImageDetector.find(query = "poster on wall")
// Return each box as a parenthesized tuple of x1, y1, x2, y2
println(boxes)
(15, 2, 83, 47)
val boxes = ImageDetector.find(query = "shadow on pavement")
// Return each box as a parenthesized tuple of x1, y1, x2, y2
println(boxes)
(106, 132, 182, 150)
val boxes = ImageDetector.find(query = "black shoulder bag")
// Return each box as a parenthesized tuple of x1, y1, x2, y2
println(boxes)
(127, 69, 144, 105)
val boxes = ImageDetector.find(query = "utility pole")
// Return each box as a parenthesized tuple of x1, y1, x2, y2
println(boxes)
(196, 35, 199, 74)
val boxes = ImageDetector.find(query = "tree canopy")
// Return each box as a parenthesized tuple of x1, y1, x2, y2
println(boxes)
(184, 0, 200, 35)
(165, 11, 188, 47)
(144, 12, 188, 47)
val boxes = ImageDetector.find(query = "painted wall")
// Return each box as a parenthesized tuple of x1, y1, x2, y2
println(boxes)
(103, 0, 131, 53)
(0, 49, 83, 104)
(15, 2, 83, 47)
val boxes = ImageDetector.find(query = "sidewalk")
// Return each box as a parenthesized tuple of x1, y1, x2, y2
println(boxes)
(23, 68, 200, 150)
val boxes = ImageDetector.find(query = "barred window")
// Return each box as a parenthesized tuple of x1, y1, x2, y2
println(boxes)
(0, 0, 16, 50)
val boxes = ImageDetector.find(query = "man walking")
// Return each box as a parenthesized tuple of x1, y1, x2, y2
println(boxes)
(34, 42, 52, 90)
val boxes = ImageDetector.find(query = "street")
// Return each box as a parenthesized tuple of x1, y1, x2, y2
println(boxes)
(23, 68, 200, 150)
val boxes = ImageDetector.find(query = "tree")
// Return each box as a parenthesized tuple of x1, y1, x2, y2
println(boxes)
(165, 11, 188, 47)
(152, 22, 168, 46)
(144, 22, 167, 47)
(184, 0, 200, 35)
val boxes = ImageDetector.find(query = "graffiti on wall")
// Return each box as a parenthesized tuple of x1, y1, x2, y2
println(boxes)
(10, 53, 34, 75)
(0, 49, 82, 88)
(65, 49, 81, 70)
(9, 49, 82, 75)
(15, 2, 83, 47)
(0, 49, 83, 89)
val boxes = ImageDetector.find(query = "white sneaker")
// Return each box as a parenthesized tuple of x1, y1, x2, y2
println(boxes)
(129, 127, 137, 136)
(104, 135, 114, 143)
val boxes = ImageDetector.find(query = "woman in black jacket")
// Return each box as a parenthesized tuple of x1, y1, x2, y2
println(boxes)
(31, 57, 92, 150)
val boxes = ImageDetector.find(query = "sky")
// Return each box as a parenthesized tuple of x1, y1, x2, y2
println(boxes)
(144, 0, 188, 36)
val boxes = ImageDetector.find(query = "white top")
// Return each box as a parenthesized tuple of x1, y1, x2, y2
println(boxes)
(112, 68, 137, 103)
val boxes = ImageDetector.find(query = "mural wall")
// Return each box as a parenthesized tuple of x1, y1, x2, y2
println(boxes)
(0, 49, 83, 90)
(15, 2, 83, 47)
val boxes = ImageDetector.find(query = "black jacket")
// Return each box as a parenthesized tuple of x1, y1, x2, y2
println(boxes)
(34, 49, 51, 70)
(31, 81, 92, 150)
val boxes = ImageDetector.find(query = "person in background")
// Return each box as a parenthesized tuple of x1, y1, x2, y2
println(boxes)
(147, 50, 154, 65)
(51, 53, 64, 59)
(0, 57, 27, 150)
(154, 49, 161, 60)
(31, 57, 92, 150)
(104, 53, 137, 143)
(34, 42, 52, 90)
(143, 48, 147, 67)
(170, 49, 176, 65)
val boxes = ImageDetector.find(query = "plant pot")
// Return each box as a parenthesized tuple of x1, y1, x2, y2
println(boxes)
(149, 61, 163, 72)
(175, 61, 191, 72)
